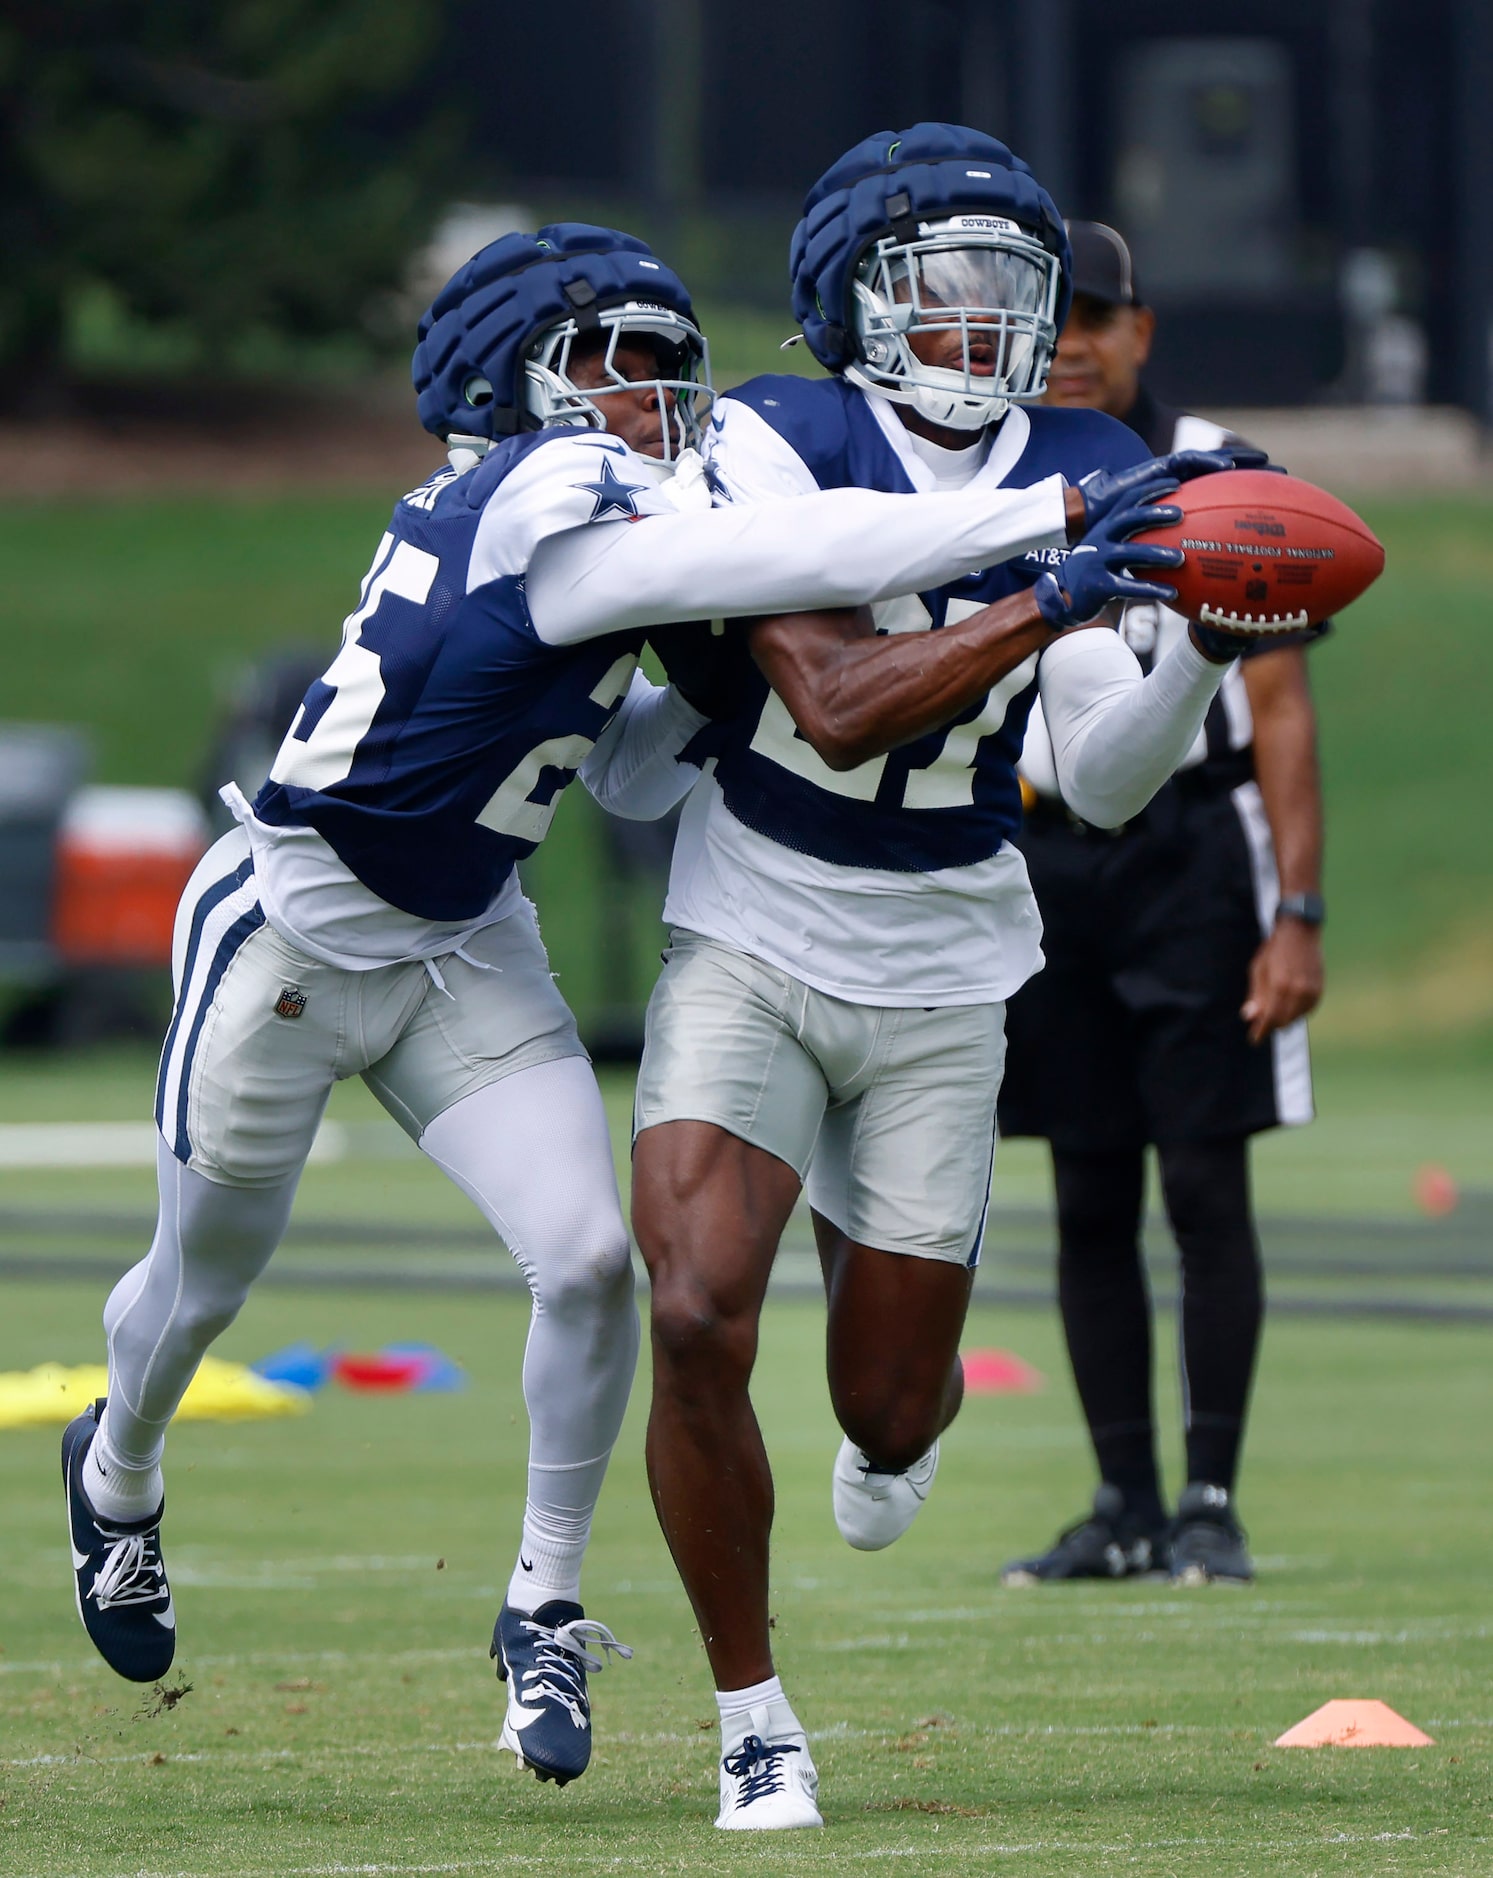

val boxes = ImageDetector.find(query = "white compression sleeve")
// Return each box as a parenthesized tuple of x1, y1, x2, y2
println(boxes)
(91, 1135, 298, 1519)
(418, 1059, 639, 1609)
(525, 475, 1068, 644)
(1041, 627, 1230, 828)
(579, 669, 706, 820)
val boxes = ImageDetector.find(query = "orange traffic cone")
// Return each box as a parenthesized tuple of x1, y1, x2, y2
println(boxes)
(1275, 1700, 1434, 1748)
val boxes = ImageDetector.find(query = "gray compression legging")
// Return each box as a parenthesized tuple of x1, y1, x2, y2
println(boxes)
(103, 1057, 639, 1523)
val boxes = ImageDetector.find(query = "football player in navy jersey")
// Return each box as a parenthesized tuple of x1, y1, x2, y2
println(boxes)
(59, 220, 1196, 1791)
(627, 127, 1270, 1829)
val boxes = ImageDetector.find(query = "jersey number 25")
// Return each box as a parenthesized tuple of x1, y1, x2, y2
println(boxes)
(269, 534, 635, 846)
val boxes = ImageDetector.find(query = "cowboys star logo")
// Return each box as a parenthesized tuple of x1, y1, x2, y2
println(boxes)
(574, 452, 647, 522)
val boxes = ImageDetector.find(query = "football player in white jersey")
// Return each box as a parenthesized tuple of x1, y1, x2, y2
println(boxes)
(61, 220, 1192, 1791)
(627, 128, 1270, 1829)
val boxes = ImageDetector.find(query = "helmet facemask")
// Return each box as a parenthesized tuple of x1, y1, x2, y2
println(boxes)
(846, 215, 1063, 431)
(522, 303, 713, 461)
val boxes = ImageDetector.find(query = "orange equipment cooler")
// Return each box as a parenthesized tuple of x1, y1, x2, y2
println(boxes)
(51, 787, 210, 968)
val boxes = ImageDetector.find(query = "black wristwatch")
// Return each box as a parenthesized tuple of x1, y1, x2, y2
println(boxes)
(1276, 891, 1325, 928)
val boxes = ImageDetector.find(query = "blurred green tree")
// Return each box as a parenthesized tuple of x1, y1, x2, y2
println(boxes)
(0, 1, 456, 402)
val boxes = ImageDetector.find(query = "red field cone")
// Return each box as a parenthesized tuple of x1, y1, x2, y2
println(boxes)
(1274, 1700, 1434, 1748)
(961, 1349, 1044, 1395)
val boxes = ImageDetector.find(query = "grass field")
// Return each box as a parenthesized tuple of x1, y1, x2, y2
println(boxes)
(2, 1287, 1490, 1875)
(1, 406, 1489, 1869)
(1, 1045, 1491, 1876)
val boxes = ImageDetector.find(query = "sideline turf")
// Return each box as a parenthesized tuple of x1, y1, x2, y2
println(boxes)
(1, 1044, 1489, 1220)
(0, 1278, 1488, 1877)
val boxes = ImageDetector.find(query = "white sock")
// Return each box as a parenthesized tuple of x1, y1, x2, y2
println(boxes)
(506, 1499, 592, 1613)
(82, 1418, 164, 1526)
(716, 1674, 787, 1732)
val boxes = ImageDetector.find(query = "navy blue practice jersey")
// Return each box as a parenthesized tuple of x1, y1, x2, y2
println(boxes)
(699, 376, 1150, 873)
(254, 431, 672, 922)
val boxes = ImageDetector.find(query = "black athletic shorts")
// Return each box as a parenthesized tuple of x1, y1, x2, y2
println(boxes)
(997, 778, 1314, 1151)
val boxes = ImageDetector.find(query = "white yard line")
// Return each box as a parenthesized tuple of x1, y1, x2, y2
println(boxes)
(0, 1121, 346, 1169)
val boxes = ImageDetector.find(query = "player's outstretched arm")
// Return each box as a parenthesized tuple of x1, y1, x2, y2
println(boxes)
(524, 477, 1079, 645)
(747, 596, 1056, 771)
(1041, 626, 1232, 828)
(743, 486, 1183, 771)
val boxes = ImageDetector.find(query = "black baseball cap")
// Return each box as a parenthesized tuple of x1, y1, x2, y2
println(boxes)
(1066, 221, 1143, 306)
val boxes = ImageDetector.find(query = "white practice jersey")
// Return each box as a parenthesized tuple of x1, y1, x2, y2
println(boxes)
(662, 383, 1228, 1008)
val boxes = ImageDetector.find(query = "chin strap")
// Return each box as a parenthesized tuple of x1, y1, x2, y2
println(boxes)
(446, 434, 491, 473)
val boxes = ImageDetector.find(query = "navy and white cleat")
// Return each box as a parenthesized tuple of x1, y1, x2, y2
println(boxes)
(717, 1704, 823, 1830)
(490, 1599, 632, 1785)
(832, 1435, 940, 1551)
(62, 1398, 175, 1683)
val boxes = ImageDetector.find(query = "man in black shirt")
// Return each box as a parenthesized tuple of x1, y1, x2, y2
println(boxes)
(998, 222, 1327, 1584)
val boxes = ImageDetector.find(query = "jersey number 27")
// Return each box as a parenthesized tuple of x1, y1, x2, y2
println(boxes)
(749, 595, 1035, 808)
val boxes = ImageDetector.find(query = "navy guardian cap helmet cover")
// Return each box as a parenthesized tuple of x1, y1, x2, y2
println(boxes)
(412, 222, 710, 456)
(790, 124, 1072, 429)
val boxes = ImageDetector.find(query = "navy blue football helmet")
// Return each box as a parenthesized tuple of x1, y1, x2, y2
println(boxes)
(790, 124, 1071, 430)
(413, 223, 711, 460)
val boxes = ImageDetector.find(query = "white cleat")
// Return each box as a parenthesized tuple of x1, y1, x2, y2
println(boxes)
(832, 1435, 940, 1551)
(716, 1702, 823, 1831)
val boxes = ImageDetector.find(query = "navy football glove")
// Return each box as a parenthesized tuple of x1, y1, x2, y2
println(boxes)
(1188, 619, 1260, 662)
(647, 620, 749, 720)
(1033, 485, 1184, 630)
(1078, 447, 1270, 531)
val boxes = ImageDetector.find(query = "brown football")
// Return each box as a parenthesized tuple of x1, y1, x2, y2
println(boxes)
(1131, 469, 1385, 631)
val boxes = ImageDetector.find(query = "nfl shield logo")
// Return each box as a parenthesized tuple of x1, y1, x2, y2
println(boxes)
(273, 984, 308, 1021)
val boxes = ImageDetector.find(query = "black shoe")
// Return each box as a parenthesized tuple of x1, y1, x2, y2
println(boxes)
(490, 1600, 632, 1785)
(62, 1398, 175, 1683)
(1001, 1484, 1169, 1585)
(1168, 1482, 1254, 1584)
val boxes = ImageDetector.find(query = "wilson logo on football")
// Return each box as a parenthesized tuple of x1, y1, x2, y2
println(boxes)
(273, 985, 308, 1021)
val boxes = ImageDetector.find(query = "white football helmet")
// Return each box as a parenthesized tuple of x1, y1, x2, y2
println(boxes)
(522, 302, 712, 460)
(846, 213, 1064, 430)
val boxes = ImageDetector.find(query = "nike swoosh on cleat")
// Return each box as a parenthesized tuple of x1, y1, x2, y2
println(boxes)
(70, 1542, 91, 1571)
(154, 1597, 175, 1629)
